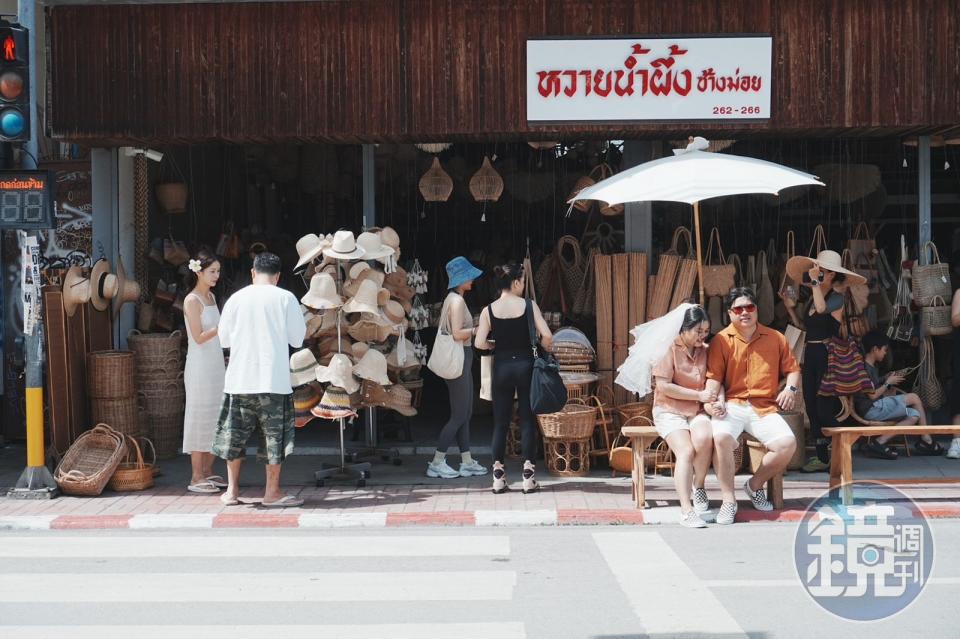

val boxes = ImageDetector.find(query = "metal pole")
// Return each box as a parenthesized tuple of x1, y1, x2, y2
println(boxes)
(9, 0, 57, 498)
(918, 135, 932, 250)
(361, 144, 378, 448)
(693, 202, 705, 306)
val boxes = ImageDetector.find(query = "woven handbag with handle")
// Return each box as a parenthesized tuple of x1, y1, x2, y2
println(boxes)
(846, 222, 876, 265)
(914, 337, 945, 410)
(921, 296, 952, 336)
(702, 228, 736, 297)
(913, 241, 952, 306)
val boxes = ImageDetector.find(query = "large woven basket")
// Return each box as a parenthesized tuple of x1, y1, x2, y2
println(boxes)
(54, 424, 126, 496)
(913, 241, 951, 306)
(537, 404, 597, 439)
(921, 296, 952, 336)
(108, 435, 156, 492)
(140, 388, 186, 418)
(149, 412, 185, 460)
(90, 396, 141, 437)
(87, 351, 137, 398)
(128, 330, 182, 359)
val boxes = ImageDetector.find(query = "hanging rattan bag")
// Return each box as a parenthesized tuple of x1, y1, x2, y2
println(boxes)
(913, 241, 951, 307)
(556, 236, 585, 307)
(914, 337, 945, 410)
(702, 228, 736, 297)
(921, 296, 952, 336)
(756, 249, 775, 325)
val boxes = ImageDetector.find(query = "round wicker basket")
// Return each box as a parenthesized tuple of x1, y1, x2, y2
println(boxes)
(87, 351, 137, 398)
(537, 404, 597, 439)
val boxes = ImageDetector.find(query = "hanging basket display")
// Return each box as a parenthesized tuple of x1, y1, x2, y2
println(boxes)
(469, 156, 504, 202)
(415, 143, 453, 154)
(418, 157, 454, 202)
(155, 182, 188, 215)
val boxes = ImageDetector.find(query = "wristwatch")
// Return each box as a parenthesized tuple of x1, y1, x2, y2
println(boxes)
(787, 385, 798, 393)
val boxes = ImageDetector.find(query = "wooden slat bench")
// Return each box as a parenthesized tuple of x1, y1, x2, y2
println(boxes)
(621, 425, 785, 510)
(823, 425, 960, 505)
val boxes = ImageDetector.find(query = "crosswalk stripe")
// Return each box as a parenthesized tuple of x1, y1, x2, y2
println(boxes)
(0, 624, 527, 639)
(0, 571, 517, 602)
(0, 534, 510, 558)
(594, 531, 748, 638)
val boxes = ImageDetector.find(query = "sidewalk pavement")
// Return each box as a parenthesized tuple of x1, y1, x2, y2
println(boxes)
(2, 440, 959, 530)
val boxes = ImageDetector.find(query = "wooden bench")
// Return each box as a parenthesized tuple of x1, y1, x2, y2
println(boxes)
(621, 425, 784, 510)
(823, 425, 960, 505)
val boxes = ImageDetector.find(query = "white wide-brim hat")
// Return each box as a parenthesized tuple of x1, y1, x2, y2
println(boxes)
(785, 250, 866, 286)
(352, 348, 392, 386)
(294, 233, 328, 271)
(301, 272, 343, 310)
(289, 348, 320, 388)
(343, 278, 388, 315)
(322, 230, 366, 261)
(356, 231, 395, 260)
(315, 353, 359, 394)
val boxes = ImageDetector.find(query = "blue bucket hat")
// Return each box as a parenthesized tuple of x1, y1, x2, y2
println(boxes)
(446, 256, 483, 290)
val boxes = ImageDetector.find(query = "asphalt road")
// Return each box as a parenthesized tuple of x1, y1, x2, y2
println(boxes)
(1, 521, 958, 638)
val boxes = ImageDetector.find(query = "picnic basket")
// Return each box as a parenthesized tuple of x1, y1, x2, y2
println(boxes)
(537, 403, 597, 439)
(54, 424, 126, 496)
(108, 435, 156, 492)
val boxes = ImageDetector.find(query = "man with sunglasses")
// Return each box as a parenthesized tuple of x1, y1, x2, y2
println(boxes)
(704, 287, 801, 524)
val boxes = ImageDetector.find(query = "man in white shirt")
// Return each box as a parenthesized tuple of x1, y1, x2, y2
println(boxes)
(212, 252, 307, 507)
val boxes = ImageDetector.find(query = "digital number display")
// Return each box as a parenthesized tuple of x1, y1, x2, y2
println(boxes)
(0, 170, 53, 229)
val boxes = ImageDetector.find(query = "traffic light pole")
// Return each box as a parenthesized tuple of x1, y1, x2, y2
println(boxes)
(8, 0, 57, 499)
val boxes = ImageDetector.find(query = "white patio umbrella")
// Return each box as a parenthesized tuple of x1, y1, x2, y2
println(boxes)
(569, 141, 824, 304)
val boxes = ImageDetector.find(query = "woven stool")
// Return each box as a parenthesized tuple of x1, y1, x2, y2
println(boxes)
(543, 436, 591, 476)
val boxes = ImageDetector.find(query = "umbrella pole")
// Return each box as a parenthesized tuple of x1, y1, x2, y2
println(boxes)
(693, 201, 706, 306)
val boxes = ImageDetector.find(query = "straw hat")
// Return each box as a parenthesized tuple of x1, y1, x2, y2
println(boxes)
(112, 257, 142, 318)
(322, 230, 366, 261)
(311, 385, 358, 421)
(289, 348, 320, 388)
(90, 259, 118, 311)
(316, 333, 353, 366)
(351, 341, 370, 360)
(315, 353, 359, 393)
(62, 265, 91, 317)
(294, 233, 329, 271)
(347, 316, 395, 343)
(343, 279, 388, 315)
(306, 308, 339, 339)
(301, 272, 343, 310)
(343, 263, 386, 298)
(293, 383, 322, 428)
(356, 231, 395, 261)
(379, 226, 401, 253)
(785, 250, 866, 287)
(382, 300, 406, 325)
(353, 348, 392, 386)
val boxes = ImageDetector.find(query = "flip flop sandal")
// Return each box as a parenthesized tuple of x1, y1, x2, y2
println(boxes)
(261, 495, 304, 508)
(187, 481, 220, 494)
(206, 475, 229, 488)
(219, 493, 240, 506)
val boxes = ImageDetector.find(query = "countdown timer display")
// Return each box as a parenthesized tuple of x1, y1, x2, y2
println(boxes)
(0, 170, 53, 229)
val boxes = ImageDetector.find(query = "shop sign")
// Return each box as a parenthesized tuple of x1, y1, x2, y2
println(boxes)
(526, 36, 772, 123)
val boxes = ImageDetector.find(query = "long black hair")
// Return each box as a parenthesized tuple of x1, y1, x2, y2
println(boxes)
(680, 305, 710, 333)
(184, 247, 219, 290)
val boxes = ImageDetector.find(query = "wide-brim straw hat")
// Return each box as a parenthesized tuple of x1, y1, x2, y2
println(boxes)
(62, 265, 91, 317)
(306, 309, 339, 339)
(343, 279, 388, 315)
(289, 348, 321, 388)
(112, 257, 142, 318)
(356, 231, 396, 260)
(322, 230, 366, 261)
(315, 353, 359, 394)
(301, 272, 343, 310)
(90, 258, 118, 312)
(785, 250, 866, 286)
(347, 317, 396, 343)
(353, 348, 392, 386)
(311, 385, 358, 421)
(294, 233, 329, 271)
(343, 265, 386, 298)
(382, 300, 406, 325)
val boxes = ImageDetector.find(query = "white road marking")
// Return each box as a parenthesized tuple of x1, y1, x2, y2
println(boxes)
(0, 571, 517, 602)
(0, 534, 510, 558)
(0, 624, 526, 639)
(594, 531, 748, 637)
(474, 510, 557, 526)
(0, 515, 55, 530)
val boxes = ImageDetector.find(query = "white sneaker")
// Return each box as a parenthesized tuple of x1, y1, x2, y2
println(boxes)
(743, 478, 774, 512)
(679, 510, 707, 528)
(459, 460, 488, 477)
(692, 488, 709, 514)
(947, 439, 960, 460)
(426, 460, 460, 479)
(716, 501, 738, 525)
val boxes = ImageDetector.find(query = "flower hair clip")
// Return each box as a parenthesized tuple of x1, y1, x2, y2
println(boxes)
(188, 259, 202, 273)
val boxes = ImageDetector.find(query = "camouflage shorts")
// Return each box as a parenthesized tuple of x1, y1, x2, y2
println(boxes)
(211, 393, 295, 464)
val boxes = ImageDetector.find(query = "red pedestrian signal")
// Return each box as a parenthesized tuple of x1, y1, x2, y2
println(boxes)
(0, 23, 28, 142)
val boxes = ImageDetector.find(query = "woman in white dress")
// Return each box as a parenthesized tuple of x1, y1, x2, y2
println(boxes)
(183, 249, 227, 493)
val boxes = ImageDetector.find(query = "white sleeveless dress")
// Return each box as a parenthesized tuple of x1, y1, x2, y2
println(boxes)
(182, 292, 226, 453)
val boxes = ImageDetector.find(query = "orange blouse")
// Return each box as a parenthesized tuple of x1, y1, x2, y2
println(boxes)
(652, 338, 708, 418)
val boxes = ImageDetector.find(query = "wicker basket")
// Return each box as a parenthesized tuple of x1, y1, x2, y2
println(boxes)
(128, 330, 182, 357)
(617, 401, 653, 424)
(87, 351, 137, 398)
(108, 436, 156, 492)
(54, 424, 126, 496)
(156, 182, 188, 215)
(90, 396, 141, 437)
(543, 437, 591, 476)
(139, 388, 186, 418)
(149, 412, 185, 459)
(537, 404, 597, 439)
(913, 242, 952, 306)
(921, 296, 952, 336)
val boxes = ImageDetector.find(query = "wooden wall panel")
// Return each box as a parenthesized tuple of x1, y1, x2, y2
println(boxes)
(47, 0, 960, 145)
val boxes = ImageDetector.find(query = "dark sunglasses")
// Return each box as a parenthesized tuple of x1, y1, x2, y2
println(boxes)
(730, 303, 757, 315)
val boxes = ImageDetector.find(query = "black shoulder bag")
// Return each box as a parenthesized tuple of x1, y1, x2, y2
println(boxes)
(525, 299, 567, 414)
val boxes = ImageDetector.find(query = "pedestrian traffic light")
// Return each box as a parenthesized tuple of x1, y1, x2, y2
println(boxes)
(0, 23, 29, 143)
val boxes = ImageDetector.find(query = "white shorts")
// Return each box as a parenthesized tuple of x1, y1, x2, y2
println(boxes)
(653, 407, 711, 440)
(711, 401, 794, 446)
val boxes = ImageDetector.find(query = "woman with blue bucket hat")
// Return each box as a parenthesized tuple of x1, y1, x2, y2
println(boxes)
(426, 256, 489, 479)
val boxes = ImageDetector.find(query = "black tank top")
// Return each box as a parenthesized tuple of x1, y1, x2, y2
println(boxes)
(487, 305, 531, 355)
(805, 291, 842, 341)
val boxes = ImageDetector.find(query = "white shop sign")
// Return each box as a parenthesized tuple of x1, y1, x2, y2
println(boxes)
(526, 36, 772, 122)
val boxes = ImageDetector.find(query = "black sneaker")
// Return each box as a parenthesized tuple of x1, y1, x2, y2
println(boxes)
(914, 439, 945, 456)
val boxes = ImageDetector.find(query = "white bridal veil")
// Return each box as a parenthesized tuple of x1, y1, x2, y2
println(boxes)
(615, 302, 696, 397)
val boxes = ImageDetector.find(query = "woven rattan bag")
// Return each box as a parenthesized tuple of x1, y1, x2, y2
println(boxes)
(756, 249, 775, 325)
(921, 296, 952, 337)
(702, 228, 735, 297)
(914, 337, 945, 410)
(913, 241, 951, 306)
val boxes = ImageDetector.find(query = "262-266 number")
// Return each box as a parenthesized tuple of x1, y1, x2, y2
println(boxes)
(712, 106, 762, 115)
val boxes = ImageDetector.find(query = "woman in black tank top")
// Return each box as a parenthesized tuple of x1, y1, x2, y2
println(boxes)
(474, 262, 553, 494)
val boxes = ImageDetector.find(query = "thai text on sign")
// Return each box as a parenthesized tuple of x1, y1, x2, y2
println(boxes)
(526, 36, 772, 122)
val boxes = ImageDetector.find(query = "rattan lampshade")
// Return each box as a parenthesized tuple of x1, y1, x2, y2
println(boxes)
(469, 156, 503, 202)
(418, 157, 454, 202)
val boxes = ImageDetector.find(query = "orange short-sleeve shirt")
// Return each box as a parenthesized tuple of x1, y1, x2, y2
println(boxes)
(652, 338, 708, 417)
(706, 323, 800, 415)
